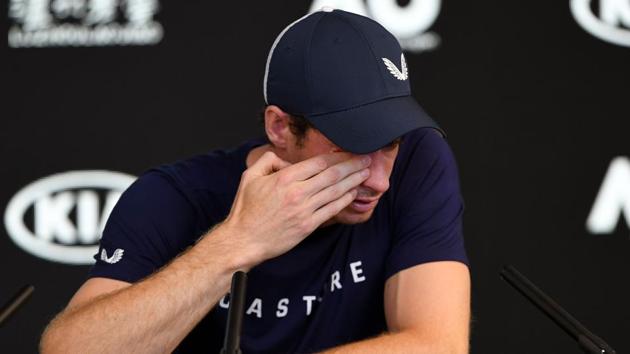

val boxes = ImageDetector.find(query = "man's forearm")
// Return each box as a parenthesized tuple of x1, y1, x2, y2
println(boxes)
(320, 329, 469, 354)
(40, 225, 253, 354)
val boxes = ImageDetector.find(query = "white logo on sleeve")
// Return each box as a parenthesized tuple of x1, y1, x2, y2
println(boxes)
(101, 248, 124, 264)
(382, 54, 408, 81)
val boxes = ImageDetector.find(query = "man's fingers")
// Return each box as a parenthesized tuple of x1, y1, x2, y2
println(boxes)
(301, 155, 370, 196)
(247, 151, 292, 177)
(311, 190, 357, 226)
(308, 168, 369, 211)
(282, 152, 360, 181)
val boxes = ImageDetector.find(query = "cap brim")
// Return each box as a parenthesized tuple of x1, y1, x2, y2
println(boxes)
(306, 95, 442, 154)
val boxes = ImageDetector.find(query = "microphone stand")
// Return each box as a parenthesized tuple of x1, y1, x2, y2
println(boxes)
(500, 265, 615, 354)
(0, 285, 34, 327)
(220, 271, 248, 354)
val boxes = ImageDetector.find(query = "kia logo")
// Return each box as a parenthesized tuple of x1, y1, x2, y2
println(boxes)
(4, 170, 136, 265)
(571, 0, 630, 47)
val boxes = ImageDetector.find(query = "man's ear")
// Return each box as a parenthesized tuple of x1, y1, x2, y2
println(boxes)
(264, 105, 293, 149)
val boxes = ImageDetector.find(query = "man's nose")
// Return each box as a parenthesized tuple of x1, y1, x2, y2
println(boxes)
(362, 151, 390, 194)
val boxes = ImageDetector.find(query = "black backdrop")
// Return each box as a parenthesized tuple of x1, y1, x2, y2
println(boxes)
(2, 1, 629, 353)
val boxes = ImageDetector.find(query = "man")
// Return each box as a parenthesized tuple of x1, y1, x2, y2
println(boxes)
(40, 8, 470, 353)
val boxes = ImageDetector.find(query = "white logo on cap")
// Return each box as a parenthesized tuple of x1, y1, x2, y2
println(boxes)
(101, 248, 125, 264)
(382, 54, 408, 80)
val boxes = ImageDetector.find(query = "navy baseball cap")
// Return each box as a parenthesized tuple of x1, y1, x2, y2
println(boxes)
(263, 7, 443, 154)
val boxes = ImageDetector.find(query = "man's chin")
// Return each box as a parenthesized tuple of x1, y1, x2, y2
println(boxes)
(333, 206, 376, 225)
(320, 199, 380, 227)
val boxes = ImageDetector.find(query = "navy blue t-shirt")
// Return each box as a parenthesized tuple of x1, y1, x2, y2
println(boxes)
(89, 127, 468, 353)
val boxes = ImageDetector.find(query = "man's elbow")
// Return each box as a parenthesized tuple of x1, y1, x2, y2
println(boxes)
(40, 315, 74, 354)
(404, 328, 469, 354)
(449, 338, 469, 354)
(438, 334, 469, 354)
(40, 323, 58, 354)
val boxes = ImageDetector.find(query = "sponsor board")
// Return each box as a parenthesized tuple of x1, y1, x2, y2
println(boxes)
(309, 0, 441, 53)
(4, 170, 135, 264)
(587, 157, 630, 235)
(7, 0, 163, 48)
(571, 0, 630, 47)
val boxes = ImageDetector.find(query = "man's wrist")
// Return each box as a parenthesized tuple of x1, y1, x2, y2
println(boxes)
(197, 221, 262, 273)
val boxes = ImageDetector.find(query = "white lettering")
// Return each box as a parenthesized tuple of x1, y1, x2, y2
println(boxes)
(246, 298, 262, 318)
(601, 0, 630, 28)
(303, 295, 317, 316)
(35, 191, 77, 244)
(76, 190, 99, 243)
(8, 0, 163, 48)
(330, 270, 342, 292)
(8, 23, 164, 48)
(349, 261, 366, 283)
(587, 157, 630, 234)
(23, 0, 53, 31)
(85, 0, 117, 25)
(125, 0, 159, 27)
(52, 0, 87, 19)
(276, 298, 289, 318)
(219, 295, 229, 309)
(32, 190, 121, 245)
(9, 0, 25, 22)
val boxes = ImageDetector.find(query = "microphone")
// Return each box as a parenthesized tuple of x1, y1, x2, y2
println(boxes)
(220, 271, 248, 354)
(0, 285, 35, 327)
(500, 265, 615, 354)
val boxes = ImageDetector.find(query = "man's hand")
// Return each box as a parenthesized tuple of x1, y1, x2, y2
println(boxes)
(220, 151, 371, 266)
